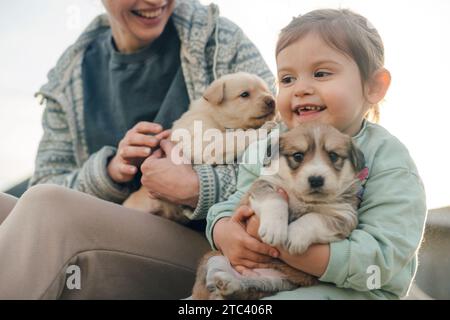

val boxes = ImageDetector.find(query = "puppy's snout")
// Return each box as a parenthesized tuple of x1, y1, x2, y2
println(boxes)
(264, 96, 275, 110)
(308, 176, 324, 189)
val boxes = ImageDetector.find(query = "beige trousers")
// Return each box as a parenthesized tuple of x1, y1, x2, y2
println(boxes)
(0, 185, 210, 299)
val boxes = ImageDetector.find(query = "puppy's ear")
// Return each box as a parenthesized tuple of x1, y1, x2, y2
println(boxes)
(203, 79, 225, 105)
(349, 141, 365, 172)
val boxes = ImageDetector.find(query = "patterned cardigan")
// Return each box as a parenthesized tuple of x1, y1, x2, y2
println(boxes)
(30, 0, 275, 219)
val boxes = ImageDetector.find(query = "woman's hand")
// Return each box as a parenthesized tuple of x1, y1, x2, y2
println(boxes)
(140, 139, 200, 208)
(107, 122, 170, 184)
(213, 206, 279, 270)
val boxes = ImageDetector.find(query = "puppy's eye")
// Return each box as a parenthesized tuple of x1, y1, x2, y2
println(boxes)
(292, 152, 304, 163)
(328, 152, 339, 163)
(240, 91, 250, 98)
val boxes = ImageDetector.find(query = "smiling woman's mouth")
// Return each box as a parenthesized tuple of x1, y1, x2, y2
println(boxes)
(131, 7, 166, 20)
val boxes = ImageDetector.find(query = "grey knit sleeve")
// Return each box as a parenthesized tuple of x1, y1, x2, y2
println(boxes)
(183, 163, 238, 220)
(29, 99, 132, 203)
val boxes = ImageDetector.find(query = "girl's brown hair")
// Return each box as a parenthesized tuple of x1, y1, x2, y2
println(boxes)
(276, 9, 384, 123)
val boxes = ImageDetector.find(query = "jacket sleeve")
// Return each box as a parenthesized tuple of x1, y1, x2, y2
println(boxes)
(186, 163, 239, 220)
(319, 168, 427, 297)
(29, 98, 132, 203)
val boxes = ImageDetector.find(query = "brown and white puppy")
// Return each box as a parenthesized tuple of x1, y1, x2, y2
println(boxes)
(192, 123, 366, 299)
(123, 72, 276, 222)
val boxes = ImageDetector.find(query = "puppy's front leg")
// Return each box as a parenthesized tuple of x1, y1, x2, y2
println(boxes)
(248, 180, 289, 247)
(286, 213, 344, 254)
(123, 187, 162, 213)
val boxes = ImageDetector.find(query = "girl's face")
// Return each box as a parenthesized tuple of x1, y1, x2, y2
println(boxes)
(276, 32, 371, 136)
(102, 0, 175, 53)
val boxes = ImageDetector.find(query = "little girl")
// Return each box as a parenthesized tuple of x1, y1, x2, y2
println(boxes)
(205, 9, 427, 299)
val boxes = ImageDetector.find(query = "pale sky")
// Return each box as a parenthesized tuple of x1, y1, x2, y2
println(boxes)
(0, 0, 449, 209)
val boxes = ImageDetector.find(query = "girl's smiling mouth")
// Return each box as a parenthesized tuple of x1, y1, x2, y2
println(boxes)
(292, 104, 327, 117)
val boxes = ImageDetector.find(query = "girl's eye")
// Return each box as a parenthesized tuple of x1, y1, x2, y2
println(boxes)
(280, 76, 295, 84)
(240, 91, 250, 98)
(292, 152, 305, 163)
(314, 71, 332, 78)
(328, 152, 339, 163)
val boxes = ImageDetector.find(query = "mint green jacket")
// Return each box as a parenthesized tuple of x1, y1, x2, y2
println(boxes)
(206, 121, 427, 299)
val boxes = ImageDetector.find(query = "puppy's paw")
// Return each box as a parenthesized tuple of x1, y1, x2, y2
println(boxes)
(258, 219, 288, 247)
(214, 271, 241, 298)
(286, 227, 311, 255)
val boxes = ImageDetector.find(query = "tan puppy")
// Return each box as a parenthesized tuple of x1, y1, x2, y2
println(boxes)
(192, 123, 366, 299)
(123, 72, 276, 222)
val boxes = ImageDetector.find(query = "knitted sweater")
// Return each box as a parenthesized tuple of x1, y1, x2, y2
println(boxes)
(30, 0, 275, 219)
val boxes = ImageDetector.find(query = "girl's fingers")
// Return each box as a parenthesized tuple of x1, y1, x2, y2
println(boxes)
(277, 187, 289, 202)
(231, 206, 254, 224)
(234, 265, 260, 276)
(244, 236, 279, 258)
(236, 249, 273, 264)
(120, 146, 151, 159)
(236, 259, 274, 270)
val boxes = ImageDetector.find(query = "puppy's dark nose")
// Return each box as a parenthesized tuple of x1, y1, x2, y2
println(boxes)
(308, 176, 324, 189)
(264, 97, 275, 110)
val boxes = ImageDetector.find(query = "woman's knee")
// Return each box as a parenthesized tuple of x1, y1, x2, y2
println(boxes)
(22, 184, 70, 203)
(18, 184, 77, 222)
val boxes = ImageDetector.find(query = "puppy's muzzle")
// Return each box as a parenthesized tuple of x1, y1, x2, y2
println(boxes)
(308, 175, 325, 189)
(264, 96, 276, 111)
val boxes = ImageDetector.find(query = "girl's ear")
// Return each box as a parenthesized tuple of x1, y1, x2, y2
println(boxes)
(365, 68, 391, 104)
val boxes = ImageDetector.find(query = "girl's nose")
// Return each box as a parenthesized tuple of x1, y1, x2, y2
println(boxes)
(294, 78, 314, 97)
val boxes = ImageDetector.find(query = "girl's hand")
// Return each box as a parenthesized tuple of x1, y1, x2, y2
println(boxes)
(213, 206, 279, 270)
(140, 140, 199, 208)
(235, 188, 289, 274)
(107, 122, 170, 183)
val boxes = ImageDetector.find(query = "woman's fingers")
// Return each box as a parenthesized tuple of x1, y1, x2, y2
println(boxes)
(133, 122, 163, 135)
(120, 146, 152, 159)
(126, 134, 161, 148)
(148, 147, 163, 159)
(119, 163, 137, 175)
(155, 129, 172, 140)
